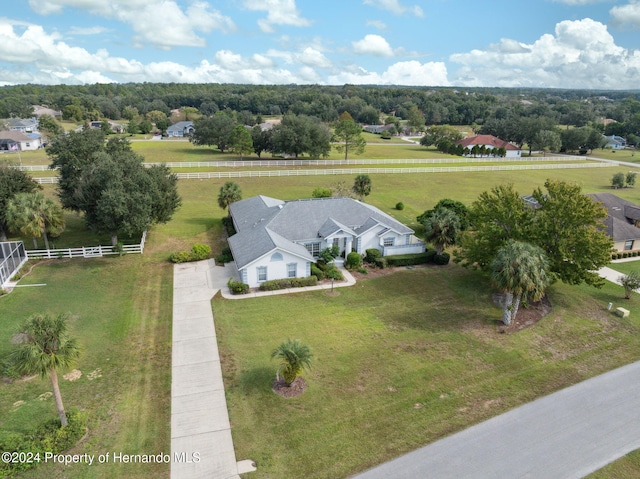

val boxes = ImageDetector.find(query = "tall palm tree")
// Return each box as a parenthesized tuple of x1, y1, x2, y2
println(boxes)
(491, 240, 550, 325)
(217, 181, 242, 217)
(423, 207, 461, 255)
(8, 313, 81, 426)
(6, 191, 64, 249)
(271, 339, 313, 386)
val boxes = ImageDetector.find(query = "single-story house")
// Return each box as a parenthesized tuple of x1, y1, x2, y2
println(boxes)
(588, 193, 640, 252)
(603, 135, 626, 150)
(7, 118, 38, 133)
(228, 196, 425, 288)
(457, 134, 521, 158)
(0, 130, 41, 151)
(167, 121, 194, 137)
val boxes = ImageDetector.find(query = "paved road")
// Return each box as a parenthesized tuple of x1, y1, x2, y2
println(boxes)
(353, 356, 640, 479)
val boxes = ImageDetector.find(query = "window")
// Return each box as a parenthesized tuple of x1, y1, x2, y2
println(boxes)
(271, 252, 283, 261)
(304, 242, 321, 256)
(287, 263, 297, 278)
(625, 240, 634, 251)
(383, 237, 394, 247)
(333, 238, 340, 248)
(257, 266, 267, 282)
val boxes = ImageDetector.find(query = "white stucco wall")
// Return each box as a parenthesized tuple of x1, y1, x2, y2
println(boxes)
(242, 249, 312, 288)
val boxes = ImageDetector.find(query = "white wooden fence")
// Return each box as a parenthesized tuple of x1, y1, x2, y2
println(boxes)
(26, 231, 147, 259)
(27, 158, 621, 184)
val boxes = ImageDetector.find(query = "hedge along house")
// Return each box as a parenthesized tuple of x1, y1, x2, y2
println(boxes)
(228, 196, 425, 288)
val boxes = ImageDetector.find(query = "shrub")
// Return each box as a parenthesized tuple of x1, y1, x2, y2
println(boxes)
(169, 250, 192, 263)
(221, 216, 236, 236)
(216, 246, 233, 264)
(346, 252, 363, 269)
(385, 251, 436, 267)
(312, 187, 332, 198)
(364, 248, 382, 264)
(395, 202, 404, 210)
(433, 252, 451, 265)
(190, 243, 212, 261)
(373, 257, 386, 269)
(357, 267, 368, 274)
(310, 264, 325, 280)
(0, 411, 86, 475)
(325, 265, 344, 280)
(381, 131, 392, 139)
(259, 276, 318, 291)
(227, 277, 249, 294)
(169, 244, 212, 263)
(111, 242, 125, 256)
(319, 245, 340, 263)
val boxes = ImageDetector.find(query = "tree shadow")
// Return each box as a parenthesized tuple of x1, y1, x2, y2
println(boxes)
(238, 366, 275, 394)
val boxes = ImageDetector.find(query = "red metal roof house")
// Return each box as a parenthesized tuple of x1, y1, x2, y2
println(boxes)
(457, 134, 521, 158)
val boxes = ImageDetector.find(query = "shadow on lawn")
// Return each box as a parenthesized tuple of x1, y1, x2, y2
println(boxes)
(238, 366, 275, 394)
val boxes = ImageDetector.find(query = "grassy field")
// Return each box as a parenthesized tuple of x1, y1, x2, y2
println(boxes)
(3, 142, 640, 478)
(213, 265, 640, 479)
(0, 253, 173, 479)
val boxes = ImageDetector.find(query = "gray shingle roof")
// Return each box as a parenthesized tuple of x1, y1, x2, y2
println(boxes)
(228, 196, 414, 269)
(588, 193, 640, 242)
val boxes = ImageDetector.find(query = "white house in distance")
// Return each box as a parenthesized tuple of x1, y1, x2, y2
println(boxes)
(167, 121, 194, 137)
(228, 196, 425, 288)
(457, 134, 521, 158)
(0, 130, 42, 151)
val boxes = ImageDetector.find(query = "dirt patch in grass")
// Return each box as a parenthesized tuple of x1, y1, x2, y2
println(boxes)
(492, 293, 553, 332)
(272, 377, 307, 398)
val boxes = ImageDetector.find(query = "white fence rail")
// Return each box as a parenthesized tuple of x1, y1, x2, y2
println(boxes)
(26, 231, 147, 259)
(172, 162, 611, 179)
(28, 158, 620, 184)
(142, 156, 586, 168)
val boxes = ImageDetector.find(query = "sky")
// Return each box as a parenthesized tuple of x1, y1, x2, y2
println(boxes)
(1, 0, 639, 89)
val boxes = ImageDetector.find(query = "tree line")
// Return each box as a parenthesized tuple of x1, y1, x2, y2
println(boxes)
(1, 83, 639, 139)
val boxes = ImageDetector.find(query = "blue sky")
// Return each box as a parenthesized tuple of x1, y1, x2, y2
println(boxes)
(1, 0, 639, 89)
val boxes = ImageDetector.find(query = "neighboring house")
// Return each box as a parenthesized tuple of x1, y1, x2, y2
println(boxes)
(167, 121, 194, 137)
(457, 134, 521, 158)
(33, 105, 62, 118)
(603, 135, 626, 150)
(228, 196, 425, 288)
(7, 117, 38, 133)
(0, 130, 41, 151)
(87, 120, 124, 133)
(588, 193, 640, 252)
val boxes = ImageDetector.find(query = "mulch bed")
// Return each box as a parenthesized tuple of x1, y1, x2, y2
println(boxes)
(272, 377, 307, 398)
(492, 293, 553, 333)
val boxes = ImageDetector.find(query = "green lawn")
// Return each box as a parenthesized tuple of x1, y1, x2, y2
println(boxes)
(0, 253, 173, 479)
(3, 157, 640, 478)
(213, 265, 640, 479)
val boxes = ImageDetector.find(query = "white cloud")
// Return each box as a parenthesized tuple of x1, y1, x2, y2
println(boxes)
(450, 18, 640, 89)
(353, 34, 394, 56)
(363, 0, 423, 17)
(243, 0, 311, 33)
(328, 60, 449, 86)
(551, 0, 609, 4)
(610, 1, 640, 29)
(67, 26, 110, 35)
(366, 20, 387, 30)
(299, 47, 332, 68)
(28, 0, 235, 48)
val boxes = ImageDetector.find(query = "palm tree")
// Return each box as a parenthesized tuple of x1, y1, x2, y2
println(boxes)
(423, 207, 461, 255)
(490, 240, 550, 325)
(7, 313, 81, 426)
(6, 191, 64, 249)
(217, 181, 242, 217)
(352, 174, 372, 201)
(271, 339, 313, 386)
